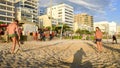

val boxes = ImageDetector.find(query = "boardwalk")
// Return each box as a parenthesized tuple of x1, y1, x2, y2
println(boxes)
(0, 40, 120, 68)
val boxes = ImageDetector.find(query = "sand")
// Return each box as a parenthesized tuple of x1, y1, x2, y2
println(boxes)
(0, 39, 120, 68)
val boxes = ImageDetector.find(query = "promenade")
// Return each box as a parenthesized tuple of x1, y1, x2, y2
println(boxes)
(0, 39, 120, 68)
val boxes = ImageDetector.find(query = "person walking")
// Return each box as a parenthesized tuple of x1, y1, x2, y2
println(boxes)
(33, 31, 38, 41)
(112, 34, 117, 44)
(6, 19, 21, 54)
(95, 27, 103, 52)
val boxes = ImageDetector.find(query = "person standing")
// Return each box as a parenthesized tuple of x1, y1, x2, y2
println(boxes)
(33, 31, 38, 41)
(112, 34, 117, 44)
(95, 27, 103, 52)
(6, 19, 21, 54)
(18, 27, 23, 44)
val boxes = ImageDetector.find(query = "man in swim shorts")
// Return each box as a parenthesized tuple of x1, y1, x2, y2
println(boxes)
(6, 19, 21, 54)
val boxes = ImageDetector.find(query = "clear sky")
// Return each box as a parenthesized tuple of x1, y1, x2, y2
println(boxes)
(40, 0, 120, 24)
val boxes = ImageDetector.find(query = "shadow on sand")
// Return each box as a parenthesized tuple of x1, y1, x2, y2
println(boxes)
(70, 48, 92, 68)
(103, 44, 120, 53)
(85, 42, 98, 52)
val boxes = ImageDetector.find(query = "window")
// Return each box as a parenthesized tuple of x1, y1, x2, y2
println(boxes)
(7, 2, 12, 6)
(0, 17, 6, 20)
(7, 12, 12, 16)
(7, 7, 12, 11)
(0, 11, 6, 15)
(0, 6, 6, 10)
(7, 18, 12, 21)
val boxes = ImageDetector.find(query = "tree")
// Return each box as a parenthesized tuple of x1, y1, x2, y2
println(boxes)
(0, 22, 4, 24)
(63, 24, 71, 33)
(45, 26, 51, 30)
(52, 25, 57, 31)
(76, 29, 81, 35)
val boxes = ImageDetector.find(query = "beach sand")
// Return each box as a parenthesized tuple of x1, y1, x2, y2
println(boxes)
(0, 39, 120, 68)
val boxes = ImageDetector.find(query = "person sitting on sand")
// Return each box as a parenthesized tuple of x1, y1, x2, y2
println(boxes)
(95, 27, 103, 52)
(6, 19, 21, 54)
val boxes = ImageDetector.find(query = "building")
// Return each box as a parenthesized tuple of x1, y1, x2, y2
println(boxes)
(47, 3, 74, 27)
(38, 15, 55, 28)
(15, 0, 38, 23)
(117, 26, 120, 35)
(94, 21, 117, 35)
(38, 15, 58, 28)
(74, 13, 93, 27)
(94, 21, 109, 33)
(0, 0, 15, 23)
(73, 22, 93, 32)
(109, 22, 117, 35)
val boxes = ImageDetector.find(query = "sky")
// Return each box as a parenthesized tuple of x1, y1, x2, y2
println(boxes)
(39, 0, 120, 24)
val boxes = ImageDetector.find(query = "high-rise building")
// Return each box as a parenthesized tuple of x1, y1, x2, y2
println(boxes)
(74, 13, 93, 27)
(47, 3, 74, 27)
(0, 0, 15, 23)
(15, 0, 38, 23)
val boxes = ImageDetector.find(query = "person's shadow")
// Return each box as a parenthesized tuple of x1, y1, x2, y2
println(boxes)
(70, 48, 92, 68)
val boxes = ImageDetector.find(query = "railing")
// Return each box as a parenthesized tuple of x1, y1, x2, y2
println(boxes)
(0, 14, 14, 18)
(0, 3, 14, 8)
(0, 9, 14, 13)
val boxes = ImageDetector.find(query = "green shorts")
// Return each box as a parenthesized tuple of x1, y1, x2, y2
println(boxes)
(8, 34, 17, 38)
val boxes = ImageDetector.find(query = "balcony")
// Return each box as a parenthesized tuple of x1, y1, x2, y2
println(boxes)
(5, 0, 14, 3)
(0, 19, 12, 23)
(0, 9, 14, 13)
(0, 14, 14, 18)
(26, 0, 37, 6)
(0, 3, 14, 8)
(25, 4, 37, 9)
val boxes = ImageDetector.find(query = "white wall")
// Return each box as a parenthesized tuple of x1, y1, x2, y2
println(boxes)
(23, 24, 38, 35)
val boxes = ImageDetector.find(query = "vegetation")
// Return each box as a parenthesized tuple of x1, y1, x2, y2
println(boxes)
(76, 29, 94, 35)
(62, 24, 71, 32)
(0, 22, 4, 24)
(45, 26, 51, 30)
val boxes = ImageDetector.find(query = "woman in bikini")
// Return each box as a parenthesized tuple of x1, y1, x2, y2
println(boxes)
(95, 27, 103, 52)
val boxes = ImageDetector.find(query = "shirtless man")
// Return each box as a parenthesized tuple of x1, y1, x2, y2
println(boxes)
(6, 19, 20, 54)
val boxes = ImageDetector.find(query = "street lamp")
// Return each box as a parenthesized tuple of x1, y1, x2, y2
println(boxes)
(50, 0, 52, 31)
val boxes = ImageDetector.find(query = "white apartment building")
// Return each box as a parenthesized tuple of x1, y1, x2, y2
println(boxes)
(94, 21, 109, 33)
(109, 22, 117, 35)
(73, 22, 93, 32)
(94, 21, 117, 35)
(15, 0, 38, 23)
(47, 3, 74, 27)
(117, 26, 120, 35)
(0, 0, 15, 23)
